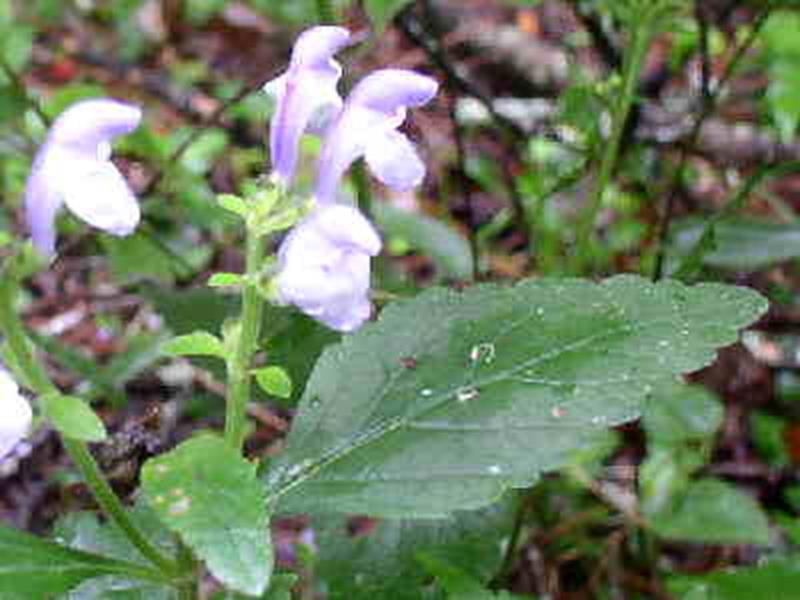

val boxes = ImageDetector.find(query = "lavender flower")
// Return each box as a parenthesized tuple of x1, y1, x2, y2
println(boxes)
(0, 369, 32, 460)
(313, 68, 439, 205)
(264, 26, 351, 185)
(275, 204, 381, 332)
(268, 29, 437, 332)
(25, 98, 142, 257)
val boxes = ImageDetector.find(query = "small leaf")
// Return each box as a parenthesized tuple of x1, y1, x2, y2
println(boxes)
(253, 366, 292, 399)
(218, 194, 248, 218)
(102, 233, 179, 284)
(649, 478, 771, 544)
(642, 383, 723, 447)
(162, 331, 226, 359)
(266, 275, 766, 517)
(418, 554, 525, 599)
(264, 314, 340, 405)
(373, 201, 474, 281)
(142, 434, 272, 596)
(41, 393, 107, 442)
(0, 524, 164, 597)
(208, 272, 245, 288)
(671, 218, 800, 273)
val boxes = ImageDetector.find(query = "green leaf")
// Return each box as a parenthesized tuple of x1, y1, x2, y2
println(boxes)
(253, 366, 292, 399)
(0, 524, 165, 597)
(208, 272, 245, 287)
(363, 0, 414, 32)
(146, 289, 237, 335)
(217, 194, 249, 219)
(671, 218, 800, 272)
(266, 275, 766, 517)
(649, 478, 771, 544)
(315, 500, 514, 600)
(642, 383, 723, 447)
(102, 233, 179, 284)
(668, 558, 800, 600)
(373, 201, 474, 281)
(211, 574, 297, 599)
(418, 554, 525, 599)
(67, 580, 177, 599)
(265, 314, 340, 405)
(162, 331, 226, 359)
(142, 434, 272, 596)
(41, 393, 107, 442)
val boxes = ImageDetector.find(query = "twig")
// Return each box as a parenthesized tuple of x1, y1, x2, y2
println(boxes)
(402, 1, 531, 252)
(395, 8, 526, 140)
(446, 92, 481, 280)
(652, 2, 774, 280)
(489, 491, 532, 589)
(0, 55, 51, 127)
(140, 81, 265, 197)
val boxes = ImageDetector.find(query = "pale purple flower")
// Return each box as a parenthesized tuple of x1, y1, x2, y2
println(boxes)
(264, 26, 351, 184)
(313, 68, 439, 205)
(0, 369, 32, 461)
(275, 204, 381, 332)
(25, 98, 142, 257)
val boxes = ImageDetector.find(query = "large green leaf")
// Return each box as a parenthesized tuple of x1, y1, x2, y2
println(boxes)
(670, 219, 800, 272)
(266, 275, 766, 517)
(642, 383, 723, 447)
(141, 434, 272, 596)
(648, 478, 771, 545)
(668, 558, 800, 600)
(373, 201, 474, 281)
(315, 500, 514, 599)
(0, 525, 165, 598)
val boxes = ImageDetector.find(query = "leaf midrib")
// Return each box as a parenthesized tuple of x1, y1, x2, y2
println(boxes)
(269, 296, 734, 501)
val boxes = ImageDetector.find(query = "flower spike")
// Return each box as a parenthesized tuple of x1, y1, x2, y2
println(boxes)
(24, 98, 142, 258)
(314, 68, 438, 205)
(264, 26, 351, 185)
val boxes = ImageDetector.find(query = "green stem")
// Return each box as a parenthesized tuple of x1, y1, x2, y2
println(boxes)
(0, 276, 178, 577)
(0, 54, 51, 127)
(64, 438, 179, 575)
(316, 0, 334, 24)
(572, 3, 663, 273)
(224, 226, 266, 451)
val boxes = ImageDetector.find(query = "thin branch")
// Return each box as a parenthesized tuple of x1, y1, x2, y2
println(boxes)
(400, 2, 531, 249)
(447, 92, 481, 281)
(140, 81, 265, 197)
(651, 2, 774, 280)
(0, 55, 51, 127)
(395, 9, 527, 141)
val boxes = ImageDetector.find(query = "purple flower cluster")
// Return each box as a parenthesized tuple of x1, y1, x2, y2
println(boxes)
(23, 26, 437, 332)
(266, 26, 438, 331)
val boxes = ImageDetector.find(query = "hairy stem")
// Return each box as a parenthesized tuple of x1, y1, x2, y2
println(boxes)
(573, 3, 665, 273)
(224, 225, 266, 451)
(0, 276, 178, 576)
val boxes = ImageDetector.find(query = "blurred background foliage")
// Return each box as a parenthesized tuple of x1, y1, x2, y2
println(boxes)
(2, 0, 800, 598)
